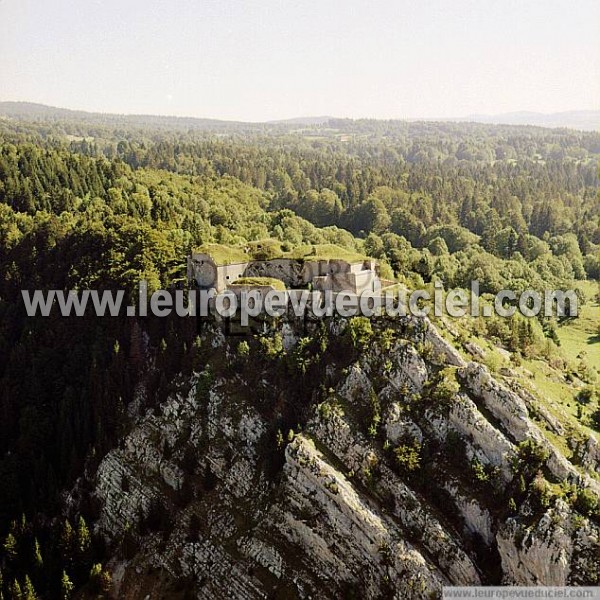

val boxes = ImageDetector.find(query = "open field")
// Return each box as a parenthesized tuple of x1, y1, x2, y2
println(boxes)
(557, 280, 600, 373)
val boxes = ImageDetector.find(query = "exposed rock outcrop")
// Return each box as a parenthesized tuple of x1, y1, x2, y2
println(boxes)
(88, 316, 600, 598)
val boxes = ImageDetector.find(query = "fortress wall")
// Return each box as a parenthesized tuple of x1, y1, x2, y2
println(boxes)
(328, 259, 352, 274)
(313, 269, 380, 293)
(313, 275, 333, 291)
(227, 284, 280, 301)
(216, 263, 249, 291)
(188, 254, 219, 289)
(349, 270, 380, 294)
(301, 260, 328, 283)
(245, 259, 304, 287)
(188, 254, 380, 293)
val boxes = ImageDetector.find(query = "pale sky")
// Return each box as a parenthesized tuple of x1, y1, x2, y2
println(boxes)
(1, 0, 599, 122)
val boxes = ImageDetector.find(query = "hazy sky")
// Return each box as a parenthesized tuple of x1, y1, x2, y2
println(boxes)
(1, 0, 599, 121)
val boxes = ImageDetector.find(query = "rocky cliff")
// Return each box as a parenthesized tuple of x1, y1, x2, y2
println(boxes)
(84, 315, 599, 599)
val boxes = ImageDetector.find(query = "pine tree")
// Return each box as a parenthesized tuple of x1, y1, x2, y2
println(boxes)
(89, 563, 112, 594)
(59, 520, 74, 563)
(10, 579, 22, 600)
(3, 533, 17, 563)
(60, 571, 73, 600)
(77, 516, 91, 554)
(33, 538, 43, 569)
(22, 576, 37, 600)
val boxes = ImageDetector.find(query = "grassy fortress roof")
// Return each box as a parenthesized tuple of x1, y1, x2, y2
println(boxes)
(195, 241, 370, 266)
(194, 243, 251, 265)
(233, 277, 287, 291)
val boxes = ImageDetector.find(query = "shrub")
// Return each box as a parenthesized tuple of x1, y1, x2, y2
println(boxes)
(379, 328, 395, 352)
(237, 340, 250, 357)
(574, 488, 599, 518)
(89, 563, 112, 593)
(196, 369, 214, 402)
(577, 386, 597, 405)
(426, 367, 460, 408)
(470, 458, 489, 483)
(394, 441, 422, 473)
(259, 333, 283, 358)
(347, 317, 373, 349)
(591, 408, 600, 432)
(516, 439, 549, 472)
(530, 474, 553, 509)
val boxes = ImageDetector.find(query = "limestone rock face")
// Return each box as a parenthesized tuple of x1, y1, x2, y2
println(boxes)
(379, 343, 429, 400)
(574, 435, 600, 472)
(460, 363, 532, 442)
(307, 411, 481, 588)
(497, 501, 573, 586)
(277, 435, 447, 599)
(385, 403, 424, 445)
(87, 316, 600, 598)
(495, 500, 600, 587)
(444, 482, 494, 547)
(423, 320, 467, 368)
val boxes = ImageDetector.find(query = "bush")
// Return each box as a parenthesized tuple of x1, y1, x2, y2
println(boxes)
(516, 439, 549, 472)
(591, 408, 600, 432)
(427, 367, 460, 407)
(574, 488, 599, 518)
(259, 333, 283, 358)
(577, 386, 597, 405)
(237, 340, 250, 358)
(471, 458, 489, 483)
(89, 563, 112, 594)
(347, 317, 373, 349)
(196, 369, 214, 402)
(394, 441, 422, 473)
(530, 475, 553, 509)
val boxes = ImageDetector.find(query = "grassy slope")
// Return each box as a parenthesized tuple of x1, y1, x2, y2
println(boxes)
(197, 241, 370, 265)
(434, 280, 599, 465)
(556, 280, 600, 372)
(521, 280, 599, 456)
(234, 277, 287, 291)
(195, 243, 251, 265)
(283, 243, 368, 263)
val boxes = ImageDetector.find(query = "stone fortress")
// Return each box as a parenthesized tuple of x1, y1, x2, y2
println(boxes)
(187, 250, 381, 295)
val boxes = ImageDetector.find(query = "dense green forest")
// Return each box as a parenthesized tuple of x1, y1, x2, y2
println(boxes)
(0, 113, 599, 597)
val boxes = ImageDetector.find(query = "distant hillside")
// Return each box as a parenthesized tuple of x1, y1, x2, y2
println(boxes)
(0, 102, 336, 130)
(462, 110, 600, 131)
(266, 116, 333, 126)
(0, 101, 262, 132)
(1, 101, 598, 133)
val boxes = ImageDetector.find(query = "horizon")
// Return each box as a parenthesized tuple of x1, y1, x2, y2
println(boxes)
(1, 0, 599, 122)
(1, 99, 599, 127)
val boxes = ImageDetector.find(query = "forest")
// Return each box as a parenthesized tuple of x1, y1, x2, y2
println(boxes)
(0, 110, 599, 597)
